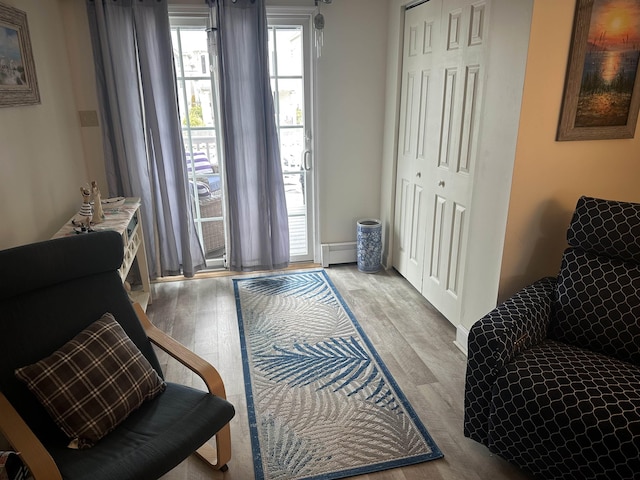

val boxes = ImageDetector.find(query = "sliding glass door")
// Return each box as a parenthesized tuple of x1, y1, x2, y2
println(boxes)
(170, 8, 317, 268)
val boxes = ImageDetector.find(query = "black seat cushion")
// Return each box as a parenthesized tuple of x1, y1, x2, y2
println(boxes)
(47, 382, 235, 480)
(488, 339, 640, 480)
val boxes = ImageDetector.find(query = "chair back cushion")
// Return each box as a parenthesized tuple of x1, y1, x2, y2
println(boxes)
(566, 196, 640, 262)
(186, 152, 214, 175)
(0, 232, 163, 445)
(550, 197, 640, 365)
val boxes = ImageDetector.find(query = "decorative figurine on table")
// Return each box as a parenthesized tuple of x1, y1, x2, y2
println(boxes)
(91, 180, 105, 224)
(76, 186, 94, 232)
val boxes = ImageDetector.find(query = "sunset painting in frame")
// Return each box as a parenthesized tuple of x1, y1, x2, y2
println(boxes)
(558, 0, 640, 140)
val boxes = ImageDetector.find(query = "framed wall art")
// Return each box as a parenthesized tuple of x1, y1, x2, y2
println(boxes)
(0, 2, 40, 108)
(557, 0, 640, 141)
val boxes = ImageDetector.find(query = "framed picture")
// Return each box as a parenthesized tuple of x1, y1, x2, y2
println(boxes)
(557, 0, 640, 141)
(0, 2, 39, 108)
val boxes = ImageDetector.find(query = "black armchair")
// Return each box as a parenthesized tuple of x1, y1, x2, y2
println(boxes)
(464, 196, 640, 480)
(0, 231, 235, 480)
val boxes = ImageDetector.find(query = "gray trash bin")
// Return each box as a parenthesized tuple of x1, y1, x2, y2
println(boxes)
(357, 219, 382, 273)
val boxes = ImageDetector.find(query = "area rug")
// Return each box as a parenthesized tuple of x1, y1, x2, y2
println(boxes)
(233, 270, 443, 480)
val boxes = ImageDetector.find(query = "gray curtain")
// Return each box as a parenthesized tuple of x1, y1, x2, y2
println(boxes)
(87, 0, 205, 278)
(215, 0, 290, 271)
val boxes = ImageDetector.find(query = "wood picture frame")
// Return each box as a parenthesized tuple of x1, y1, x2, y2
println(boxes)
(557, 0, 640, 141)
(0, 2, 40, 108)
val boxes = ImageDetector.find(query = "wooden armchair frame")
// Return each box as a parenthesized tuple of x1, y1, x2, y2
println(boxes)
(133, 303, 232, 471)
(0, 303, 231, 479)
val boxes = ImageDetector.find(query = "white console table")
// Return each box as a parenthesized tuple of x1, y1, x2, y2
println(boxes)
(53, 197, 152, 310)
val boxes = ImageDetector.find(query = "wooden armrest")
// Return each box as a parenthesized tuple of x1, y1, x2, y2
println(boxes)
(132, 303, 231, 470)
(133, 303, 227, 399)
(0, 392, 62, 480)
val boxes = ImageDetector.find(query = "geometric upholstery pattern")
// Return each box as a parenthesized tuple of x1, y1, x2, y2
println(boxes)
(489, 340, 640, 480)
(186, 151, 221, 193)
(550, 248, 640, 365)
(464, 196, 640, 480)
(464, 277, 557, 446)
(567, 195, 640, 263)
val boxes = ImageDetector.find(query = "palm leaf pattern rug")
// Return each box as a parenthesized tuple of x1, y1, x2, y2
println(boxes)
(233, 270, 443, 480)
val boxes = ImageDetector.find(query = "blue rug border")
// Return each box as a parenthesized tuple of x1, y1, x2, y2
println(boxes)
(233, 269, 444, 480)
(233, 277, 265, 480)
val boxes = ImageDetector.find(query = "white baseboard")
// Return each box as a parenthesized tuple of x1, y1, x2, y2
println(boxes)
(454, 325, 469, 356)
(321, 242, 357, 267)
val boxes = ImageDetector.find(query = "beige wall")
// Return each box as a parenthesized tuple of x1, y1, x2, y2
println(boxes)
(0, 0, 88, 250)
(499, 0, 640, 302)
(59, 0, 107, 195)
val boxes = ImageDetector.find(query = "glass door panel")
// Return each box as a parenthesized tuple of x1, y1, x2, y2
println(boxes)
(268, 21, 314, 262)
(171, 17, 226, 268)
(171, 9, 315, 266)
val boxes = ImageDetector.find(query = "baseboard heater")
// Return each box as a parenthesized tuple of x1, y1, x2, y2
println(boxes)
(321, 242, 357, 267)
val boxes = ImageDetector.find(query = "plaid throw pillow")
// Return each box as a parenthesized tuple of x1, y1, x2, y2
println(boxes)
(15, 313, 165, 449)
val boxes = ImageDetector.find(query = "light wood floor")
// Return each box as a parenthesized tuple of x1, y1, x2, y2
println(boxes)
(148, 264, 533, 480)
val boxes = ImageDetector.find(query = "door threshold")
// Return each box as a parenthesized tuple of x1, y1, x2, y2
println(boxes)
(153, 262, 322, 283)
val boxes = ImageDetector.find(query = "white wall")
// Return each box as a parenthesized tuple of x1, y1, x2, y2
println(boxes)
(314, 0, 389, 244)
(380, 0, 405, 267)
(0, 0, 88, 250)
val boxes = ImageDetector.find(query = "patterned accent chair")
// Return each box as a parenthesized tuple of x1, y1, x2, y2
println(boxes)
(464, 196, 640, 480)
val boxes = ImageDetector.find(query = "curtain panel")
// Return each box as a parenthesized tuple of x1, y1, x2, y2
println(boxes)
(87, 0, 205, 278)
(215, 0, 290, 271)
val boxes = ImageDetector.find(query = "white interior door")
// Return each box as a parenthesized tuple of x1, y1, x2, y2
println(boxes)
(422, 0, 486, 323)
(393, 0, 442, 291)
(394, 0, 488, 324)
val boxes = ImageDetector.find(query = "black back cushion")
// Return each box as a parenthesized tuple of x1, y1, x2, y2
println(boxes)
(567, 196, 640, 263)
(550, 197, 640, 365)
(550, 248, 640, 365)
(0, 232, 163, 444)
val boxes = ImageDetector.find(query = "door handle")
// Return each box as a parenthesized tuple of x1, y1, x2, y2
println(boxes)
(302, 150, 312, 171)
(416, 172, 422, 178)
(438, 180, 445, 187)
